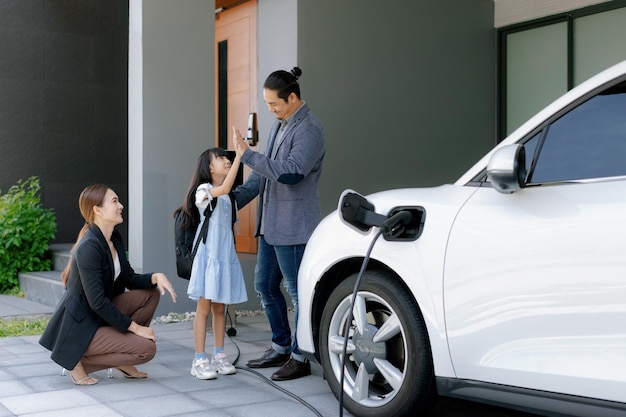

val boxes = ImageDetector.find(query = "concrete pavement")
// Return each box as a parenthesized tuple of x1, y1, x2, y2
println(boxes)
(0, 295, 542, 417)
(0, 294, 348, 417)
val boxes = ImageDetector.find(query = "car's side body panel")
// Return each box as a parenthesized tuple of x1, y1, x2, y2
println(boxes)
(444, 179, 626, 403)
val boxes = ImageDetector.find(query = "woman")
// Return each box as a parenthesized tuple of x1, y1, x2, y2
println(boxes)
(40, 185, 177, 385)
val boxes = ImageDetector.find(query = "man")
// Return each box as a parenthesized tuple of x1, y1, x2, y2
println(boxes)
(233, 67, 325, 381)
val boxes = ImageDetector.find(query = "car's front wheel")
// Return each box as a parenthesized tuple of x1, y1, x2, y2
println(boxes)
(319, 271, 437, 417)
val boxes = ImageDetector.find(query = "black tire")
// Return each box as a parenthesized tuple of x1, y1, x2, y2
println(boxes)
(319, 271, 437, 417)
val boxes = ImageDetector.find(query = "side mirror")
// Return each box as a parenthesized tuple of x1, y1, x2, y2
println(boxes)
(487, 144, 526, 194)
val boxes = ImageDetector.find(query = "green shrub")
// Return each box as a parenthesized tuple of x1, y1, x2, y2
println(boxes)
(0, 177, 56, 293)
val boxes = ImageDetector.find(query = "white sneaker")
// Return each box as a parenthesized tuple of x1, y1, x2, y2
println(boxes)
(212, 352, 236, 375)
(190, 358, 217, 380)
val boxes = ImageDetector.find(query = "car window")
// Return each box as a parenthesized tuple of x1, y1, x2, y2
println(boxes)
(522, 132, 541, 181)
(528, 80, 626, 183)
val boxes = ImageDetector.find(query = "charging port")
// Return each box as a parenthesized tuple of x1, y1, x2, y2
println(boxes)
(384, 206, 426, 241)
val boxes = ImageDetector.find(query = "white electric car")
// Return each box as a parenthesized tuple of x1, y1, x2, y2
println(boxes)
(296, 60, 626, 417)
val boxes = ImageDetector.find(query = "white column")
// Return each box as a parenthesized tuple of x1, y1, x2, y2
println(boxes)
(128, 0, 216, 315)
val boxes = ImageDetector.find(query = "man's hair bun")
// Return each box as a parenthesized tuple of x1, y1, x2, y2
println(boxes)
(290, 67, 302, 80)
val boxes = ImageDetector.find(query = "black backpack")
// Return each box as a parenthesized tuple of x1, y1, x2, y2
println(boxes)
(174, 192, 236, 280)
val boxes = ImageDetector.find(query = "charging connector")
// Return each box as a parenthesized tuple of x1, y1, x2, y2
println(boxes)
(381, 210, 412, 239)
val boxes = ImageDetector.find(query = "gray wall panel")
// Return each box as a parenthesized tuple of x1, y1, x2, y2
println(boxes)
(298, 0, 496, 216)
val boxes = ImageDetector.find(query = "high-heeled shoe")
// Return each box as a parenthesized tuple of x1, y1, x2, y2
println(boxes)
(69, 363, 98, 386)
(115, 365, 148, 379)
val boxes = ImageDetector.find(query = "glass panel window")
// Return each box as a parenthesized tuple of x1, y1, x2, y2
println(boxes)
(506, 22, 568, 136)
(574, 7, 626, 86)
(529, 81, 626, 183)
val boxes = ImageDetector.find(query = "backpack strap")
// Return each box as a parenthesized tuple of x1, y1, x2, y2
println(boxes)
(228, 191, 237, 227)
(192, 193, 237, 257)
(191, 197, 218, 257)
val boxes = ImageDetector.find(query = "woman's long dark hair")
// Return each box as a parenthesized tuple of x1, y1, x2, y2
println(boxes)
(173, 147, 230, 230)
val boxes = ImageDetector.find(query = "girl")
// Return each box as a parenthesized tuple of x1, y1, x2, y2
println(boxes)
(179, 140, 247, 380)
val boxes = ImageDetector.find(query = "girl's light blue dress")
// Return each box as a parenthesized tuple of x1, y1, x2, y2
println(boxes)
(187, 183, 248, 304)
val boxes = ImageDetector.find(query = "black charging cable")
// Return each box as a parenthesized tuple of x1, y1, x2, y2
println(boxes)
(226, 306, 237, 336)
(235, 365, 324, 417)
(337, 209, 412, 416)
(338, 228, 383, 417)
(225, 320, 324, 417)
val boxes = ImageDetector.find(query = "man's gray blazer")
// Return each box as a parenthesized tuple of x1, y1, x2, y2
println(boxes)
(234, 103, 325, 246)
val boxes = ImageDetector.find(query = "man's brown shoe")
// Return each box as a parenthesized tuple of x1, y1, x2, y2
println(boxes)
(246, 348, 290, 368)
(270, 358, 311, 381)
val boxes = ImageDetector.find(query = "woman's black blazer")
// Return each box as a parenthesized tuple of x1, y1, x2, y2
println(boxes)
(39, 225, 156, 370)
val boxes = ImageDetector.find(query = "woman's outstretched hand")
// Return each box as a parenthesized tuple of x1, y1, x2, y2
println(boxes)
(152, 272, 177, 303)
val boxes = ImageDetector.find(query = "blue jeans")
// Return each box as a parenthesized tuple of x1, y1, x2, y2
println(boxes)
(255, 236, 305, 360)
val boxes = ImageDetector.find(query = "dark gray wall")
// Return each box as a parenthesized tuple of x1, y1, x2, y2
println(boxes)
(0, 0, 129, 243)
(298, 0, 496, 216)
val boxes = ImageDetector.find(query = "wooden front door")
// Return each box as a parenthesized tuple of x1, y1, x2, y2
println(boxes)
(216, 0, 258, 253)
